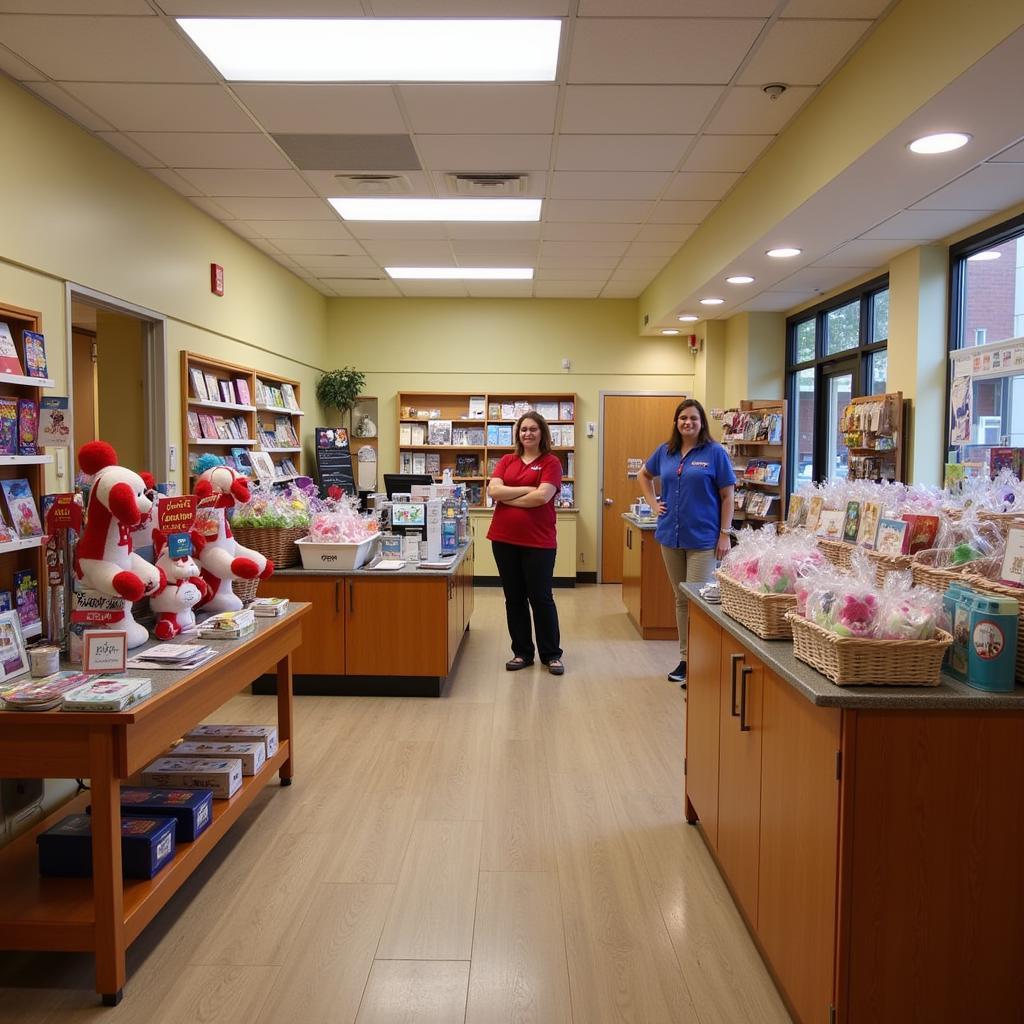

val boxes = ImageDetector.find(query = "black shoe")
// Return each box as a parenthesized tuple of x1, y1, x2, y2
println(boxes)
(667, 660, 687, 683)
(547, 659, 565, 676)
(505, 657, 534, 671)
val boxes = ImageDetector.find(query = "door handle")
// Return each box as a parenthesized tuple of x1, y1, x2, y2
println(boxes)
(626, 527, 632, 550)
(739, 666, 753, 732)
(603, 497, 614, 506)
(348, 580, 354, 615)
(335, 579, 340, 614)
(729, 653, 744, 716)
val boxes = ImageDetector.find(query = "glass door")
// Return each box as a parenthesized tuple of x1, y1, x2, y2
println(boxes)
(818, 359, 858, 482)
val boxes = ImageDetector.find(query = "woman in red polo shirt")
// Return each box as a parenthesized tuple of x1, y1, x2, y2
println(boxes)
(486, 411, 564, 675)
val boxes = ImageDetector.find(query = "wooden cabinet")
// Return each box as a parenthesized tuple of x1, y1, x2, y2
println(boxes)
(621, 521, 676, 639)
(684, 603, 721, 846)
(470, 510, 577, 584)
(254, 576, 344, 676)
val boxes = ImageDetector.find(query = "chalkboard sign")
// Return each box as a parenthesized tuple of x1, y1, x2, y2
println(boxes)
(315, 427, 355, 497)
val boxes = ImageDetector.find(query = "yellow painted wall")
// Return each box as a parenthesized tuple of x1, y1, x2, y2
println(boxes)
(96, 310, 146, 471)
(326, 298, 693, 571)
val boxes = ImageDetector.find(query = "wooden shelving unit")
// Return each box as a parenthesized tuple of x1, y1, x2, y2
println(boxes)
(254, 372, 303, 481)
(722, 399, 788, 530)
(350, 395, 379, 493)
(397, 391, 576, 508)
(842, 391, 905, 482)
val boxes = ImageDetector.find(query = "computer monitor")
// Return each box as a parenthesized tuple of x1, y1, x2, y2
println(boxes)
(383, 473, 434, 499)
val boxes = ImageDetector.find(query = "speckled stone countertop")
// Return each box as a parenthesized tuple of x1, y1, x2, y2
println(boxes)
(274, 540, 472, 578)
(684, 584, 1024, 711)
(622, 512, 659, 531)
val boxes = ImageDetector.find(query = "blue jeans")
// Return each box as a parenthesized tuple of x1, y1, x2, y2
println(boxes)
(491, 540, 562, 663)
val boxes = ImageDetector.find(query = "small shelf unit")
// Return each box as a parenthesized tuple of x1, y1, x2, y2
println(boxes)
(723, 398, 788, 530)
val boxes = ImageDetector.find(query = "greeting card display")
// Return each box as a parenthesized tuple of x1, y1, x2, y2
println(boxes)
(13, 569, 40, 631)
(17, 399, 38, 455)
(0, 397, 17, 455)
(22, 330, 47, 379)
(875, 517, 909, 555)
(39, 396, 71, 447)
(0, 322, 24, 376)
(1, 479, 42, 538)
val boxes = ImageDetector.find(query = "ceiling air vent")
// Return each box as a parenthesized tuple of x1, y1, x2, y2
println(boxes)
(332, 174, 412, 195)
(444, 173, 528, 196)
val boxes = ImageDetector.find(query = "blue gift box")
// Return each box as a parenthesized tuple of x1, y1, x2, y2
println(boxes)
(37, 814, 177, 880)
(114, 787, 213, 843)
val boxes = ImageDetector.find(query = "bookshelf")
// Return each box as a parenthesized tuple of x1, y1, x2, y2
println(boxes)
(351, 395, 378, 493)
(721, 399, 788, 530)
(397, 391, 577, 509)
(254, 372, 304, 482)
(842, 391, 906, 482)
(0, 300, 54, 641)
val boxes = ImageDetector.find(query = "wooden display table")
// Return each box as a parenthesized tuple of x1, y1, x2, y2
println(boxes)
(621, 513, 676, 640)
(0, 604, 309, 1005)
(685, 589, 1024, 1024)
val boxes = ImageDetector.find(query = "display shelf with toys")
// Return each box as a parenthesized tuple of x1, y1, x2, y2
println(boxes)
(841, 391, 906, 482)
(720, 399, 787, 531)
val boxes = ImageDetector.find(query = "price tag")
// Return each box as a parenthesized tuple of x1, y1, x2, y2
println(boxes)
(83, 630, 127, 673)
(168, 532, 192, 558)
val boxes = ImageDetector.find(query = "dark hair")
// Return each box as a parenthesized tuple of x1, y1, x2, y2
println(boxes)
(666, 398, 712, 454)
(514, 411, 552, 456)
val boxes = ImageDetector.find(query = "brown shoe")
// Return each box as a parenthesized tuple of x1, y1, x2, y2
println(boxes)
(505, 657, 534, 671)
(547, 659, 565, 676)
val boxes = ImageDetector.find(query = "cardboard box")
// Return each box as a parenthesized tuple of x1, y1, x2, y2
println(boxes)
(115, 787, 213, 842)
(37, 813, 176, 879)
(141, 757, 242, 799)
(171, 741, 265, 776)
(184, 724, 278, 758)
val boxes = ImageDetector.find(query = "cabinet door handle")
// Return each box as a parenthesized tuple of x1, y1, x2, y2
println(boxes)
(348, 580, 354, 615)
(627, 527, 632, 550)
(729, 652, 744, 717)
(739, 666, 753, 732)
(335, 579, 340, 614)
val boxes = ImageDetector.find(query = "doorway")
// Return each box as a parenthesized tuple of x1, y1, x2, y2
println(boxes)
(818, 358, 858, 483)
(599, 392, 686, 583)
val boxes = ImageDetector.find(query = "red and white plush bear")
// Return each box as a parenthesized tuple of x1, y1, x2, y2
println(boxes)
(149, 528, 209, 640)
(75, 441, 164, 647)
(194, 464, 274, 613)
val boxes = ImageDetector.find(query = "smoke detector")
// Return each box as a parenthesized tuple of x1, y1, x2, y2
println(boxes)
(762, 83, 787, 102)
(333, 174, 412, 195)
(444, 172, 528, 196)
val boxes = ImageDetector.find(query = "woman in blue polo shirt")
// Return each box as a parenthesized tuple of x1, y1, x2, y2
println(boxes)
(638, 398, 735, 685)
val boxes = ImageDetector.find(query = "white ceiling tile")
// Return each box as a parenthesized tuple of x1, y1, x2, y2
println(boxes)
(634, 223, 697, 243)
(450, 239, 540, 257)
(245, 219, 353, 239)
(373, 0, 569, 12)
(990, 140, 1024, 163)
(542, 222, 638, 241)
(25, 82, 114, 130)
(551, 171, 671, 200)
(555, 134, 694, 172)
(648, 200, 717, 223)
(127, 132, 287, 169)
(445, 222, 541, 240)
(0, 15, 216, 82)
(396, 281, 470, 297)
(618, 255, 671, 269)
(738, 20, 873, 87)
(96, 131, 162, 167)
(346, 222, 448, 241)
(327, 279, 402, 297)
(176, 168, 316, 198)
(188, 196, 236, 220)
(625, 241, 680, 259)
(861, 209, 997, 240)
(568, 18, 764, 85)
(910, 163, 1024, 212)
(534, 282, 604, 297)
(212, 197, 337, 220)
(271, 238, 369, 256)
(464, 281, 536, 297)
(774, 266, 868, 293)
(0, 42, 44, 79)
(811, 238, 925, 268)
(223, 221, 262, 239)
(544, 199, 654, 222)
(361, 240, 455, 262)
(600, 283, 645, 297)
(414, 134, 552, 171)
(159, 1, 364, 11)
(781, 0, 889, 16)
(706, 85, 815, 133)
(538, 255, 620, 269)
(741, 291, 816, 311)
(579, 0, 775, 13)
(664, 171, 741, 201)
(293, 256, 381, 272)
(58, 82, 252, 131)
(609, 267, 659, 281)
(246, 237, 281, 253)
(453, 255, 538, 269)
(233, 84, 406, 134)
(0, 1, 150, 10)
(306, 170, 433, 196)
(542, 240, 629, 259)
(536, 266, 613, 280)
(562, 86, 723, 134)
(149, 167, 203, 196)
(400, 85, 558, 134)
(681, 134, 773, 172)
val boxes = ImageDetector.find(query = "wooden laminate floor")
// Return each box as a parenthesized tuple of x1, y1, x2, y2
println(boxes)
(0, 586, 792, 1024)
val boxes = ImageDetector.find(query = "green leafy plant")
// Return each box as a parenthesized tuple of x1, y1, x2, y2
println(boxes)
(316, 367, 366, 424)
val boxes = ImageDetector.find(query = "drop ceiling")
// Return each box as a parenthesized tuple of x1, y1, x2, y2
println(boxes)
(1, 0, 1023, 317)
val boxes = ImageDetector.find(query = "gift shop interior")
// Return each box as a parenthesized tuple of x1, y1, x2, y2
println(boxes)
(1, 2, 1024, 1021)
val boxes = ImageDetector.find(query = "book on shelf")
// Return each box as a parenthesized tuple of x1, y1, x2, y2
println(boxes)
(762, 463, 781, 485)
(427, 419, 452, 446)
(203, 372, 219, 401)
(234, 378, 251, 406)
(455, 454, 480, 476)
(486, 456, 500, 475)
(399, 423, 411, 445)
(425, 452, 441, 475)
(3, 480, 42, 539)
(550, 424, 574, 446)
(0, 322, 25, 376)
(274, 416, 298, 446)
(230, 447, 251, 472)
(468, 396, 486, 419)
(186, 411, 201, 441)
(189, 368, 209, 401)
(17, 399, 37, 455)
(500, 402, 515, 419)
(0, 506, 14, 544)
(14, 568, 40, 629)
(556, 481, 574, 507)
(488, 402, 500, 419)
(535, 401, 559, 421)
(410, 422, 426, 445)
(218, 380, 236, 404)
(400, 452, 412, 473)
(412, 452, 426, 474)
(281, 383, 299, 411)
(559, 400, 574, 421)
(253, 380, 266, 406)
(22, 331, 47, 379)
(0, 397, 17, 454)
(566, 452, 575, 476)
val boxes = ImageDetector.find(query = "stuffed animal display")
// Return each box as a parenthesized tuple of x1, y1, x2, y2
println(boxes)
(194, 464, 274, 612)
(149, 528, 209, 639)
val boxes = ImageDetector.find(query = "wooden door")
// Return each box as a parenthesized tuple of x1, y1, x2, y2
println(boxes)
(601, 394, 683, 583)
(684, 603, 722, 845)
(255, 576, 344, 675)
(757, 671, 840, 1024)
(716, 637, 763, 926)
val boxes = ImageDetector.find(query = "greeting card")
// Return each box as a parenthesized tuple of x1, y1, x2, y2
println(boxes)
(0, 323, 24, 376)
(1, 479, 42, 538)
(13, 569, 40, 630)
(17, 398, 38, 455)
(22, 331, 47, 379)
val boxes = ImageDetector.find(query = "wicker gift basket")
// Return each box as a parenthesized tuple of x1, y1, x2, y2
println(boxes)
(231, 524, 307, 569)
(716, 570, 796, 640)
(910, 547, 979, 591)
(232, 577, 260, 604)
(816, 537, 854, 571)
(864, 548, 913, 588)
(976, 509, 1024, 535)
(785, 613, 951, 687)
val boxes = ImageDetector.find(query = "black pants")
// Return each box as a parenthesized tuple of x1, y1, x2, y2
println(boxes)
(491, 540, 562, 663)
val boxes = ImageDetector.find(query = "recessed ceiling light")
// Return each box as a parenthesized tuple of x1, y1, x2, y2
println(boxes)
(700, 297, 725, 306)
(967, 250, 1002, 262)
(330, 198, 542, 221)
(177, 18, 561, 81)
(726, 275, 755, 285)
(660, 329, 681, 335)
(385, 267, 533, 280)
(677, 314, 699, 322)
(766, 247, 801, 258)
(908, 132, 970, 154)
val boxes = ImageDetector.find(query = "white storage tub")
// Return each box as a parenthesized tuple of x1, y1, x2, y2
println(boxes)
(296, 534, 380, 571)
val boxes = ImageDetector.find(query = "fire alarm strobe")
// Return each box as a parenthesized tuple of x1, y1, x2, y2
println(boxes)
(210, 263, 224, 296)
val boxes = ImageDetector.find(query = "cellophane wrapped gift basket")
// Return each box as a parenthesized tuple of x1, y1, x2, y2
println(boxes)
(230, 484, 312, 570)
(295, 495, 380, 570)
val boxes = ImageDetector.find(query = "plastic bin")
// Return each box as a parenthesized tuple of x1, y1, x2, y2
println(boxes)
(296, 534, 380, 571)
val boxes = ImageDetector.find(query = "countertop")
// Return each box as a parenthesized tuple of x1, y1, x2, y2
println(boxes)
(622, 512, 659, 531)
(274, 540, 472, 578)
(685, 584, 1024, 711)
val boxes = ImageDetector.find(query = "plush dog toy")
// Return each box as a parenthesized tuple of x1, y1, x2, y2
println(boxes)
(75, 441, 164, 647)
(194, 464, 273, 612)
(149, 528, 209, 639)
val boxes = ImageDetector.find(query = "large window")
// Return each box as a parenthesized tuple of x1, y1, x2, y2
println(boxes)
(786, 276, 889, 486)
(948, 213, 1024, 450)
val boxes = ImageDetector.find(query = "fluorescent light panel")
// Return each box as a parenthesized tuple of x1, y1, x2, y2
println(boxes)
(330, 198, 541, 222)
(177, 18, 561, 81)
(386, 267, 533, 280)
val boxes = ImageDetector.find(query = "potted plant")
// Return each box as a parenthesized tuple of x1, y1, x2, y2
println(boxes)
(316, 367, 366, 431)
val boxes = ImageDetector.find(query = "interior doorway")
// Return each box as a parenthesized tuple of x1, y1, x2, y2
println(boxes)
(599, 392, 687, 583)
